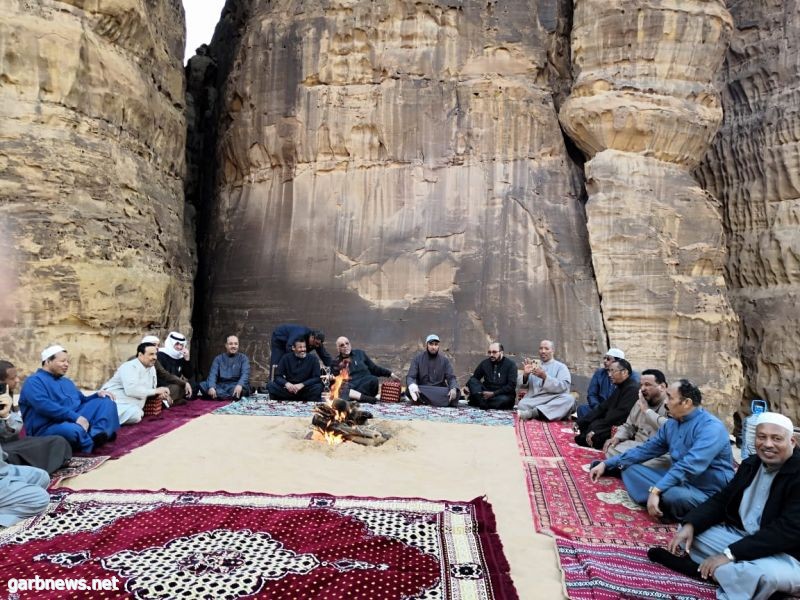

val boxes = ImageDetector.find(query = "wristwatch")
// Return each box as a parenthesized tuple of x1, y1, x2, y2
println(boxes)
(722, 547, 735, 561)
(647, 486, 661, 495)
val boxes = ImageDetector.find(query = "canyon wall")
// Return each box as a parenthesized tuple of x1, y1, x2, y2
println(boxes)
(0, 0, 193, 386)
(559, 0, 743, 416)
(696, 0, 800, 421)
(200, 0, 609, 383)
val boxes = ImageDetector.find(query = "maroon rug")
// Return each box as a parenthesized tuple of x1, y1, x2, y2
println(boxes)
(516, 418, 717, 599)
(96, 399, 228, 459)
(0, 489, 518, 599)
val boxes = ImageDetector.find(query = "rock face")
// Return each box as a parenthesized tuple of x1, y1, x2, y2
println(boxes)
(696, 0, 800, 421)
(0, 0, 193, 386)
(559, 0, 743, 416)
(200, 0, 608, 384)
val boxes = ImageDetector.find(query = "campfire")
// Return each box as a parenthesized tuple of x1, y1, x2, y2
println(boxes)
(309, 368, 388, 446)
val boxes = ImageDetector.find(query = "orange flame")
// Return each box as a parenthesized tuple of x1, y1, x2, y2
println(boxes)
(330, 367, 350, 403)
(312, 367, 350, 446)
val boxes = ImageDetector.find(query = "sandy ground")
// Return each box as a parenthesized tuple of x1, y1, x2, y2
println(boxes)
(66, 414, 566, 599)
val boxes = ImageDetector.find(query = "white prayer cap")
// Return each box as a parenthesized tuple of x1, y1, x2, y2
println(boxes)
(41, 345, 66, 362)
(605, 348, 625, 359)
(756, 412, 794, 436)
(141, 335, 160, 344)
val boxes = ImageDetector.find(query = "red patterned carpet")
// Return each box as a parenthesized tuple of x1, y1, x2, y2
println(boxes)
(517, 418, 717, 599)
(1, 489, 518, 599)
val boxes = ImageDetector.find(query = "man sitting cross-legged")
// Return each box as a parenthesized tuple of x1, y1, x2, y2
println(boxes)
(575, 358, 638, 449)
(0, 360, 72, 474)
(198, 335, 251, 400)
(330, 337, 398, 404)
(648, 412, 800, 600)
(466, 342, 517, 410)
(102, 342, 171, 425)
(589, 379, 733, 521)
(20, 345, 120, 453)
(267, 340, 323, 402)
(516, 340, 574, 421)
(603, 368, 670, 471)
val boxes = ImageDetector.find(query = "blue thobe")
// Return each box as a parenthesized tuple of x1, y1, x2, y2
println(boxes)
(19, 369, 121, 453)
(604, 408, 734, 519)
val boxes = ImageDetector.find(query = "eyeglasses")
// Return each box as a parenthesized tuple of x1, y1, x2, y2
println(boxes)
(488, 350, 501, 354)
(603, 356, 614, 361)
(607, 368, 625, 374)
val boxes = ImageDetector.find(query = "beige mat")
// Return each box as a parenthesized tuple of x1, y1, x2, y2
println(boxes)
(68, 414, 565, 599)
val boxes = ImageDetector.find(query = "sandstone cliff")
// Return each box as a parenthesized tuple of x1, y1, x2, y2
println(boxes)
(559, 0, 743, 416)
(696, 0, 800, 421)
(199, 0, 608, 383)
(0, 0, 194, 385)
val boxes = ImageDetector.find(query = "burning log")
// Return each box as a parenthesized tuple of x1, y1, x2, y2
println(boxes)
(309, 367, 388, 446)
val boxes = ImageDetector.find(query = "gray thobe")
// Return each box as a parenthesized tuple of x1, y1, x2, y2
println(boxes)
(0, 442, 50, 527)
(517, 359, 574, 420)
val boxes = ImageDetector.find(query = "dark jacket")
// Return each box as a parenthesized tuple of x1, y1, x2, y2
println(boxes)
(576, 376, 639, 449)
(331, 349, 391, 382)
(275, 353, 321, 388)
(685, 447, 800, 562)
(272, 324, 333, 367)
(467, 356, 517, 396)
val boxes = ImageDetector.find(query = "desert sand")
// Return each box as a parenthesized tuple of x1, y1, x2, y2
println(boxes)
(66, 414, 566, 599)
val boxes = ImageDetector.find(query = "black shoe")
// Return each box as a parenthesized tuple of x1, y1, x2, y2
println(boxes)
(359, 395, 378, 404)
(92, 432, 109, 447)
(647, 547, 701, 579)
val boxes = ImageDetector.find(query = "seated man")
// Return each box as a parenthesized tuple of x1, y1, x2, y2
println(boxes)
(0, 361, 71, 474)
(156, 332, 194, 404)
(267, 340, 323, 402)
(466, 342, 517, 410)
(649, 412, 800, 599)
(575, 358, 638, 449)
(199, 335, 251, 400)
(578, 347, 625, 419)
(406, 334, 459, 407)
(19, 345, 120, 453)
(604, 368, 670, 470)
(517, 340, 574, 421)
(102, 342, 171, 425)
(331, 337, 397, 404)
(589, 379, 733, 521)
(270, 324, 332, 373)
(0, 444, 50, 527)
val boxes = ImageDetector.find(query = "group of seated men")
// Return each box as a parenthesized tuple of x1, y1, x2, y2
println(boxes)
(3, 332, 799, 599)
(570, 350, 800, 599)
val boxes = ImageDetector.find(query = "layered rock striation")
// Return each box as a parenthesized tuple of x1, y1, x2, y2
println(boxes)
(199, 0, 607, 383)
(696, 0, 800, 421)
(0, 0, 193, 386)
(560, 0, 743, 416)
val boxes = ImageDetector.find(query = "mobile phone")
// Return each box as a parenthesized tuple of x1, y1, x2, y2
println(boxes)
(0, 382, 7, 395)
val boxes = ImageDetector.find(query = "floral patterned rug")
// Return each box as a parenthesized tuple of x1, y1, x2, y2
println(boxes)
(214, 395, 514, 426)
(0, 489, 517, 599)
(517, 418, 717, 599)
